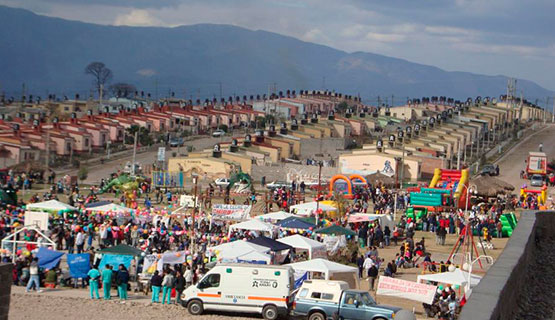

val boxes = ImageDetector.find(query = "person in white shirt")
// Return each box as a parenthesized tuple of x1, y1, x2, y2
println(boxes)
(363, 256, 374, 278)
(184, 266, 193, 288)
(76, 230, 85, 253)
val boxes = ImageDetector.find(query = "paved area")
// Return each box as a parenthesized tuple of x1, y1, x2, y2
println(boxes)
(496, 124, 555, 192)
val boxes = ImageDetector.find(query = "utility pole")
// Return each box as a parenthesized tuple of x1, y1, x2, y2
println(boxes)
(457, 141, 461, 170)
(400, 143, 405, 186)
(131, 131, 138, 175)
(391, 95, 394, 107)
(316, 161, 322, 226)
(552, 96, 555, 123)
(192, 175, 198, 255)
(45, 131, 50, 171)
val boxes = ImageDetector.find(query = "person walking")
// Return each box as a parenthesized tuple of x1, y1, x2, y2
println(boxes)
(87, 266, 101, 299)
(175, 270, 185, 305)
(368, 264, 379, 291)
(26, 257, 42, 293)
(150, 270, 163, 303)
(162, 270, 175, 305)
(102, 264, 113, 300)
(116, 264, 129, 303)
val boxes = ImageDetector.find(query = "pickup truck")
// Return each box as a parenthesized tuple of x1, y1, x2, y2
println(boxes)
(293, 280, 400, 320)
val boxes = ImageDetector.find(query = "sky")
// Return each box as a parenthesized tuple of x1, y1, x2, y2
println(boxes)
(2, 0, 555, 91)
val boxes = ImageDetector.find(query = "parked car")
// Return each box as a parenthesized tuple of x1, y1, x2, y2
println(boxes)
(181, 264, 294, 320)
(266, 181, 292, 190)
(530, 174, 545, 187)
(480, 164, 498, 176)
(212, 130, 225, 137)
(292, 280, 400, 320)
(169, 137, 184, 147)
(214, 178, 230, 187)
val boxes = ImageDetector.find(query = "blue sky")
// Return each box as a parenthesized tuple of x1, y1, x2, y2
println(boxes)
(3, 0, 554, 90)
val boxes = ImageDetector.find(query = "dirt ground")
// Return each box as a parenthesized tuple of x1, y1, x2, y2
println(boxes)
(8, 292, 255, 320)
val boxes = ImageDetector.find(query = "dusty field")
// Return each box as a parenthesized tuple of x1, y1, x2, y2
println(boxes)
(9, 292, 255, 320)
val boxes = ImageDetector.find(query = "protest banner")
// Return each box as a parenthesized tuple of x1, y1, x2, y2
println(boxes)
(376, 276, 437, 304)
(211, 204, 251, 221)
(67, 253, 91, 278)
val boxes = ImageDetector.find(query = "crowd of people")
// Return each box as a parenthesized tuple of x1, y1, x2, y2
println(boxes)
(0, 165, 526, 319)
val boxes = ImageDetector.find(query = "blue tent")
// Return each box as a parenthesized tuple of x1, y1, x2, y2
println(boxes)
(276, 217, 316, 230)
(36, 247, 65, 269)
(248, 236, 293, 252)
(84, 201, 112, 208)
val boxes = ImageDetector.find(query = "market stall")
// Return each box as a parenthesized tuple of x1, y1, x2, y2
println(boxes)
(276, 234, 327, 259)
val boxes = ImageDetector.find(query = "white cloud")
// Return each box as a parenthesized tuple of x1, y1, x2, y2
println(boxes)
(137, 69, 157, 77)
(365, 32, 406, 43)
(114, 9, 158, 26)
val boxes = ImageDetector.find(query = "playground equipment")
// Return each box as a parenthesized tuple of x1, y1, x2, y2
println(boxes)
(328, 174, 367, 199)
(226, 171, 253, 195)
(520, 185, 547, 204)
(99, 173, 144, 207)
(405, 207, 428, 230)
(409, 168, 469, 210)
(499, 213, 518, 237)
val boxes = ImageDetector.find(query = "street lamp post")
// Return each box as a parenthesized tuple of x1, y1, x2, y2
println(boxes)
(316, 161, 323, 226)
(463, 253, 493, 293)
(192, 175, 198, 255)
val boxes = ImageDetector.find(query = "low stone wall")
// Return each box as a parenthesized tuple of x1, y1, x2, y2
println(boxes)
(459, 210, 555, 320)
(0, 263, 13, 320)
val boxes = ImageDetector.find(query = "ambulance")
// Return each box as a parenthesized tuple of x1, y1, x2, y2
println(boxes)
(181, 263, 295, 320)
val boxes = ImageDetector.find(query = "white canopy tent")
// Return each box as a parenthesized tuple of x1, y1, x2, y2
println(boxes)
(210, 240, 270, 263)
(229, 219, 277, 233)
(287, 258, 359, 288)
(236, 250, 272, 264)
(84, 203, 132, 214)
(289, 202, 337, 216)
(417, 268, 482, 288)
(257, 211, 296, 222)
(26, 200, 76, 212)
(277, 234, 327, 259)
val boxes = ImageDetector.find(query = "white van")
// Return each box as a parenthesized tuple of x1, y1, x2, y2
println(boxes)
(182, 263, 294, 320)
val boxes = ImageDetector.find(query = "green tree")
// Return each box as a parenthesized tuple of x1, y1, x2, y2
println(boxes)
(78, 166, 88, 182)
(125, 125, 153, 146)
(337, 101, 349, 113)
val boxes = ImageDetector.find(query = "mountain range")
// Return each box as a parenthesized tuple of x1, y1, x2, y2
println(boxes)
(0, 5, 552, 103)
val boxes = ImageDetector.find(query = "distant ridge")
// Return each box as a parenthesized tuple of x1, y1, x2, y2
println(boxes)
(0, 5, 552, 101)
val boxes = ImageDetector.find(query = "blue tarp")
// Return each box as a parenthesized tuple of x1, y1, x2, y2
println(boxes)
(276, 217, 316, 230)
(98, 254, 133, 270)
(36, 247, 64, 270)
(67, 253, 91, 278)
(237, 259, 267, 265)
(84, 201, 112, 208)
(248, 236, 293, 252)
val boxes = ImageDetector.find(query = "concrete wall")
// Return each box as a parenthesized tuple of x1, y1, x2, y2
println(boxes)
(251, 163, 339, 183)
(299, 137, 347, 159)
(459, 210, 554, 320)
(0, 263, 13, 320)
